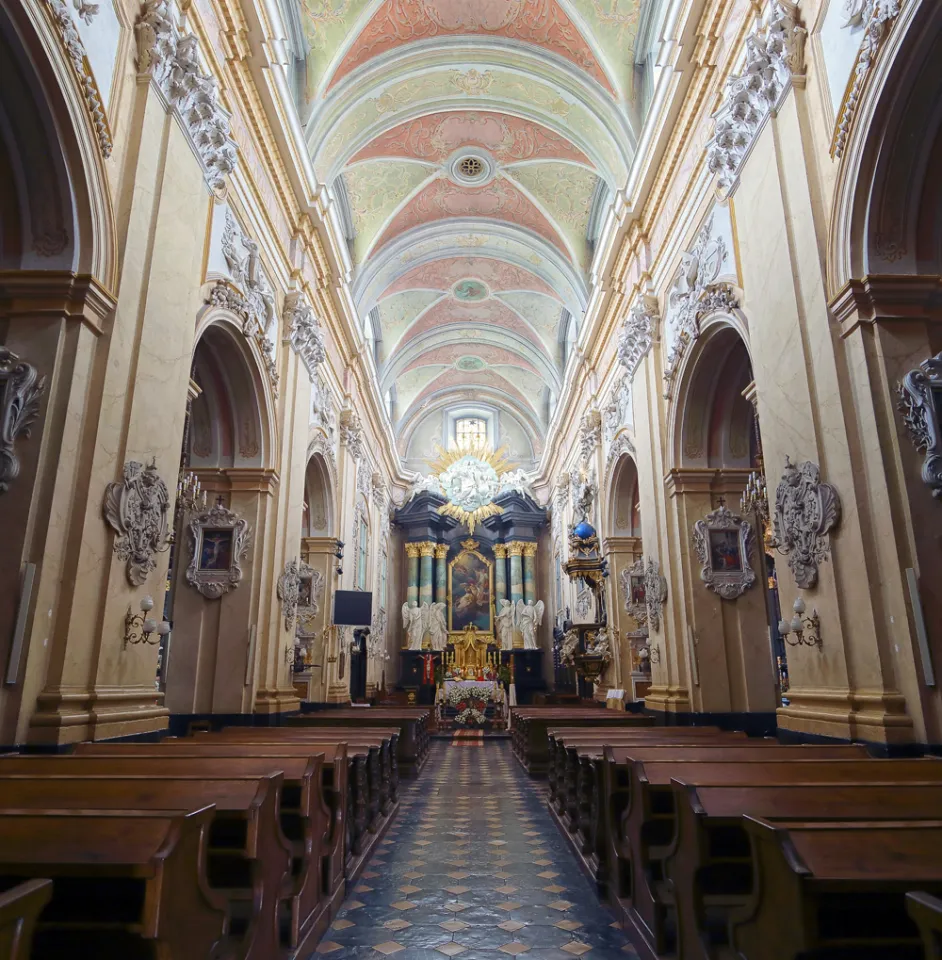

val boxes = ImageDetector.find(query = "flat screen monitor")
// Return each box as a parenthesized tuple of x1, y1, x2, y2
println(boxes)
(333, 590, 372, 626)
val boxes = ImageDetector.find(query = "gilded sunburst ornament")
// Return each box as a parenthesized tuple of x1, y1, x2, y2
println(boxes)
(429, 440, 516, 533)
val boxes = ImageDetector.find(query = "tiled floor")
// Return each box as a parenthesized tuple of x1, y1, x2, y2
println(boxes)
(313, 740, 638, 958)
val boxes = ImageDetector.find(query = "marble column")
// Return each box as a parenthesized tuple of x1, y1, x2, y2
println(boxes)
(508, 542, 524, 604)
(434, 544, 449, 604)
(419, 542, 435, 608)
(493, 544, 508, 603)
(405, 543, 420, 606)
(523, 542, 537, 604)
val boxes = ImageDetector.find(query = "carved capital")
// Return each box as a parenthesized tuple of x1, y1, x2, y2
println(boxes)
(507, 542, 524, 558)
(404, 543, 421, 559)
(522, 542, 538, 559)
(493, 544, 508, 559)
(434, 544, 449, 560)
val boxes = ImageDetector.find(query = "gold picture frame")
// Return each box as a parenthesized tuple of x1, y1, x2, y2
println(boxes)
(447, 538, 494, 638)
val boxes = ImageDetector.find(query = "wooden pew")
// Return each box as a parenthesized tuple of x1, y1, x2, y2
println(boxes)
(194, 727, 400, 818)
(606, 753, 942, 959)
(0, 879, 51, 960)
(560, 741, 865, 902)
(286, 709, 430, 776)
(185, 728, 400, 880)
(510, 708, 654, 775)
(0, 758, 295, 960)
(75, 739, 349, 914)
(0, 807, 230, 960)
(731, 818, 942, 960)
(668, 782, 942, 960)
(907, 891, 942, 960)
(546, 727, 745, 816)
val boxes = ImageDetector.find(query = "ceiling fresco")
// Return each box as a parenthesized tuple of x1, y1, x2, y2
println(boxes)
(297, 0, 646, 467)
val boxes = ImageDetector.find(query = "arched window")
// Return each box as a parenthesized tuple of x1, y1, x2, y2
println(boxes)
(455, 417, 487, 447)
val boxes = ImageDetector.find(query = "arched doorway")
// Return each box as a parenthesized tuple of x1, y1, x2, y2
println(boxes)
(0, 2, 116, 744)
(608, 451, 651, 700)
(669, 320, 779, 716)
(163, 318, 272, 715)
(294, 448, 336, 703)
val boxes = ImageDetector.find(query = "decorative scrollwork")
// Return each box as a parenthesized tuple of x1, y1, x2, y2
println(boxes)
(693, 505, 757, 599)
(103, 459, 172, 586)
(769, 457, 841, 589)
(185, 498, 250, 598)
(644, 558, 668, 633)
(898, 351, 942, 499)
(0, 348, 46, 493)
(621, 557, 648, 627)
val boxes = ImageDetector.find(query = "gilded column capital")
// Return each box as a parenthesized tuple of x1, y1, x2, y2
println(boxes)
(493, 544, 508, 559)
(508, 542, 524, 557)
(434, 544, 449, 560)
(404, 543, 421, 559)
(522, 542, 537, 558)
(419, 541, 436, 557)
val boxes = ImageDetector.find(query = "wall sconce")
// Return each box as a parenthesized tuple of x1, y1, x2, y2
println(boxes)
(335, 540, 344, 577)
(125, 596, 171, 647)
(778, 597, 821, 648)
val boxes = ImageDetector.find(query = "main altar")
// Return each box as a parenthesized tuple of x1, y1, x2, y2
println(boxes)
(393, 442, 549, 707)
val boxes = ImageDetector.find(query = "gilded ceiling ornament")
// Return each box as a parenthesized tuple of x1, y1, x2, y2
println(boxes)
(897, 351, 942, 499)
(0, 348, 46, 494)
(769, 457, 842, 589)
(644, 558, 668, 633)
(102, 459, 172, 586)
(706, 1, 805, 190)
(135, 3, 237, 190)
(186, 499, 250, 599)
(693, 505, 757, 600)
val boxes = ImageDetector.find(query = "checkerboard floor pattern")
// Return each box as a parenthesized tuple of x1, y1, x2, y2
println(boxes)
(312, 741, 637, 959)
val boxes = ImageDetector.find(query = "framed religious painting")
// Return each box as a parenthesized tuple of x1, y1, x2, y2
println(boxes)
(448, 538, 494, 635)
(186, 499, 251, 599)
(620, 557, 648, 626)
(692, 504, 755, 600)
(898, 350, 942, 498)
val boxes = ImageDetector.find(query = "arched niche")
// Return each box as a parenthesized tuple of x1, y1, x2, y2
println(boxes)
(610, 452, 641, 537)
(829, 0, 942, 286)
(302, 452, 334, 537)
(675, 321, 757, 471)
(190, 319, 270, 470)
(0, 4, 114, 282)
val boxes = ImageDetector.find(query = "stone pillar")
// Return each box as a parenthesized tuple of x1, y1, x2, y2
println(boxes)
(419, 542, 435, 607)
(405, 543, 420, 606)
(522, 542, 537, 604)
(493, 544, 508, 603)
(434, 544, 448, 604)
(508, 542, 524, 604)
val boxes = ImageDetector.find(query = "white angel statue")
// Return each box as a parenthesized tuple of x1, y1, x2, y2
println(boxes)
(516, 599, 545, 651)
(496, 599, 516, 651)
(428, 601, 448, 651)
(402, 600, 425, 651)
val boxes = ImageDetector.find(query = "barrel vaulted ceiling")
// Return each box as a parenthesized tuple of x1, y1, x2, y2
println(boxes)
(294, 0, 647, 468)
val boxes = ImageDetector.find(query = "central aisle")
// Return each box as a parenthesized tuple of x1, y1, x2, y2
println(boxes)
(315, 740, 637, 958)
